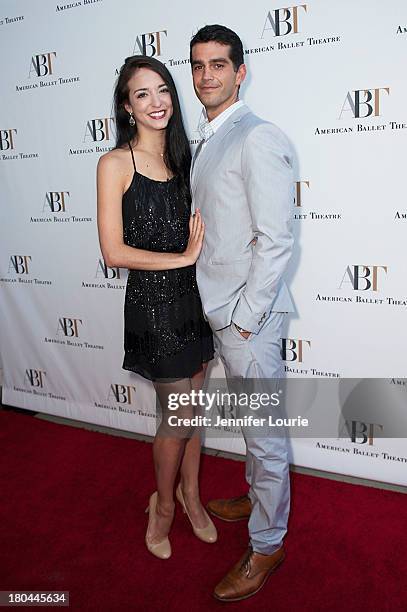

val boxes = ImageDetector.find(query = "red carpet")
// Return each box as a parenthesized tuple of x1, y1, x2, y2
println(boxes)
(0, 409, 406, 611)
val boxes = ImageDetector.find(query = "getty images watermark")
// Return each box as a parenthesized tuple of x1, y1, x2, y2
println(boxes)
(165, 389, 309, 430)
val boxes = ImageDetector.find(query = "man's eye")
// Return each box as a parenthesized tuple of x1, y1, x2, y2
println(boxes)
(215, 64, 224, 69)
(194, 65, 203, 71)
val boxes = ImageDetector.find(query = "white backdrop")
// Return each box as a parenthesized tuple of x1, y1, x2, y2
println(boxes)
(1, 0, 406, 484)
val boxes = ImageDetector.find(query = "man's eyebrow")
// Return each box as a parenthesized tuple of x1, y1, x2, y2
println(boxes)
(191, 57, 230, 65)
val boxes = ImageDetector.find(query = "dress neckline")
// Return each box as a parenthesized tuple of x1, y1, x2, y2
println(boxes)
(122, 168, 177, 199)
(135, 170, 177, 184)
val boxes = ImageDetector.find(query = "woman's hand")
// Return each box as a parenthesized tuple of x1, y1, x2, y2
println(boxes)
(183, 209, 205, 265)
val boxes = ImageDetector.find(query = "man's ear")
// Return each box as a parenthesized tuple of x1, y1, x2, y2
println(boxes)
(236, 63, 247, 86)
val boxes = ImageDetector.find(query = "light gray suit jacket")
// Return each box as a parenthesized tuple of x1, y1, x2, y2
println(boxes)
(191, 105, 294, 333)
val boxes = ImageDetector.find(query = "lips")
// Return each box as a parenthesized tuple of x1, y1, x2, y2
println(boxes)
(149, 110, 166, 119)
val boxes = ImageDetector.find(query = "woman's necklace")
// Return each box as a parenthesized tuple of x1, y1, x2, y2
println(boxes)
(134, 146, 170, 181)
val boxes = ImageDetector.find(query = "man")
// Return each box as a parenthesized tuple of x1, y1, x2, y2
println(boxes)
(190, 25, 295, 601)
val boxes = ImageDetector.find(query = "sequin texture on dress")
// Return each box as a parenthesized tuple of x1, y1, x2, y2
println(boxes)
(121, 157, 214, 381)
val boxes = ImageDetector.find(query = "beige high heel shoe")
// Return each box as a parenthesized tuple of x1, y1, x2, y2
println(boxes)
(145, 491, 172, 559)
(176, 483, 217, 543)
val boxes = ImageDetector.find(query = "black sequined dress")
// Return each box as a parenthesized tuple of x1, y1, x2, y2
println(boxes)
(122, 145, 214, 381)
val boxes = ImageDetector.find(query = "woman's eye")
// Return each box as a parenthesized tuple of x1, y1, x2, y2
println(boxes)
(137, 92, 147, 98)
(159, 88, 169, 94)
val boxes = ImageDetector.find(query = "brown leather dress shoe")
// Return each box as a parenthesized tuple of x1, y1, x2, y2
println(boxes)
(213, 546, 285, 602)
(206, 495, 252, 522)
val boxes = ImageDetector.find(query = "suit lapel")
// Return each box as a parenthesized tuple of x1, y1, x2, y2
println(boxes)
(191, 106, 251, 198)
(190, 139, 204, 186)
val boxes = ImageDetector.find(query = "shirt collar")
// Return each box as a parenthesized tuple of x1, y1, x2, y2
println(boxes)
(198, 100, 245, 142)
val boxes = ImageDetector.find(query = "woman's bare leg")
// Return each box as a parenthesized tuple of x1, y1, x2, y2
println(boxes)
(148, 377, 193, 544)
(178, 363, 211, 529)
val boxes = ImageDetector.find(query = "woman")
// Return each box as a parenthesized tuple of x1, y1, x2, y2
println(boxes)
(97, 55, 216, 560)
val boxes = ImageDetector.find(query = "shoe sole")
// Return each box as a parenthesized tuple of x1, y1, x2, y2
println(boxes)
(213, 554, 285, 602)
(207, 509, 251, 523)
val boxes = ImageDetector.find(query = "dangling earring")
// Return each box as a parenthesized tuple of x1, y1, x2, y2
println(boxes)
(129, 112, 135, 127)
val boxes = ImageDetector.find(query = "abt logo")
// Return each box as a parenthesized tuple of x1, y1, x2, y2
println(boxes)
(28, 52, 57, 77)
(294, 180, 310, 207)
(134, 30, 167, 56)
(83, 118, 114, 143)
(261, 5, 307, 37)
(43, 191, 70, 213)
(281, 338, 311, 363)
(25, 369, 46, 388)
(108, 384, 136, 404)
(339, 88, 390, 119)
(96, 259, 122, 279)
(57, 317, 83, 337)
(339, 266, 387, 292)
(340, 420, 383, 445)
(0, 129, 17, 151)
(8, 255, 31, 274)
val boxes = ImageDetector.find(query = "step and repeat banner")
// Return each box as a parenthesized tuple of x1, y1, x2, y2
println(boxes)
(1, 0, 406, 485)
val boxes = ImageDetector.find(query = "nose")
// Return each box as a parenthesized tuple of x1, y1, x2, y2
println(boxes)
(202, 65, 214, 81)
(150, 91, 162, 107)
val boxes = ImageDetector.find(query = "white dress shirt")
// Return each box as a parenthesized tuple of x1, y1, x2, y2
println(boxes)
(197, 100, 245, 149)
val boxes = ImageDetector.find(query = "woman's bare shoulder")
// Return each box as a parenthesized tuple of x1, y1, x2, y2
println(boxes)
(97, 148, 132, 180)
(98, 146, 130, 172)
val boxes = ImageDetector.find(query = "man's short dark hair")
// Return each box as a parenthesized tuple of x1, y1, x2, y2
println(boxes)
(190, 24, 244, 72)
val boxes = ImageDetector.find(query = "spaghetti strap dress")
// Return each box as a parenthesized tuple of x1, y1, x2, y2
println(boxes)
(121, 144, 214, 381)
